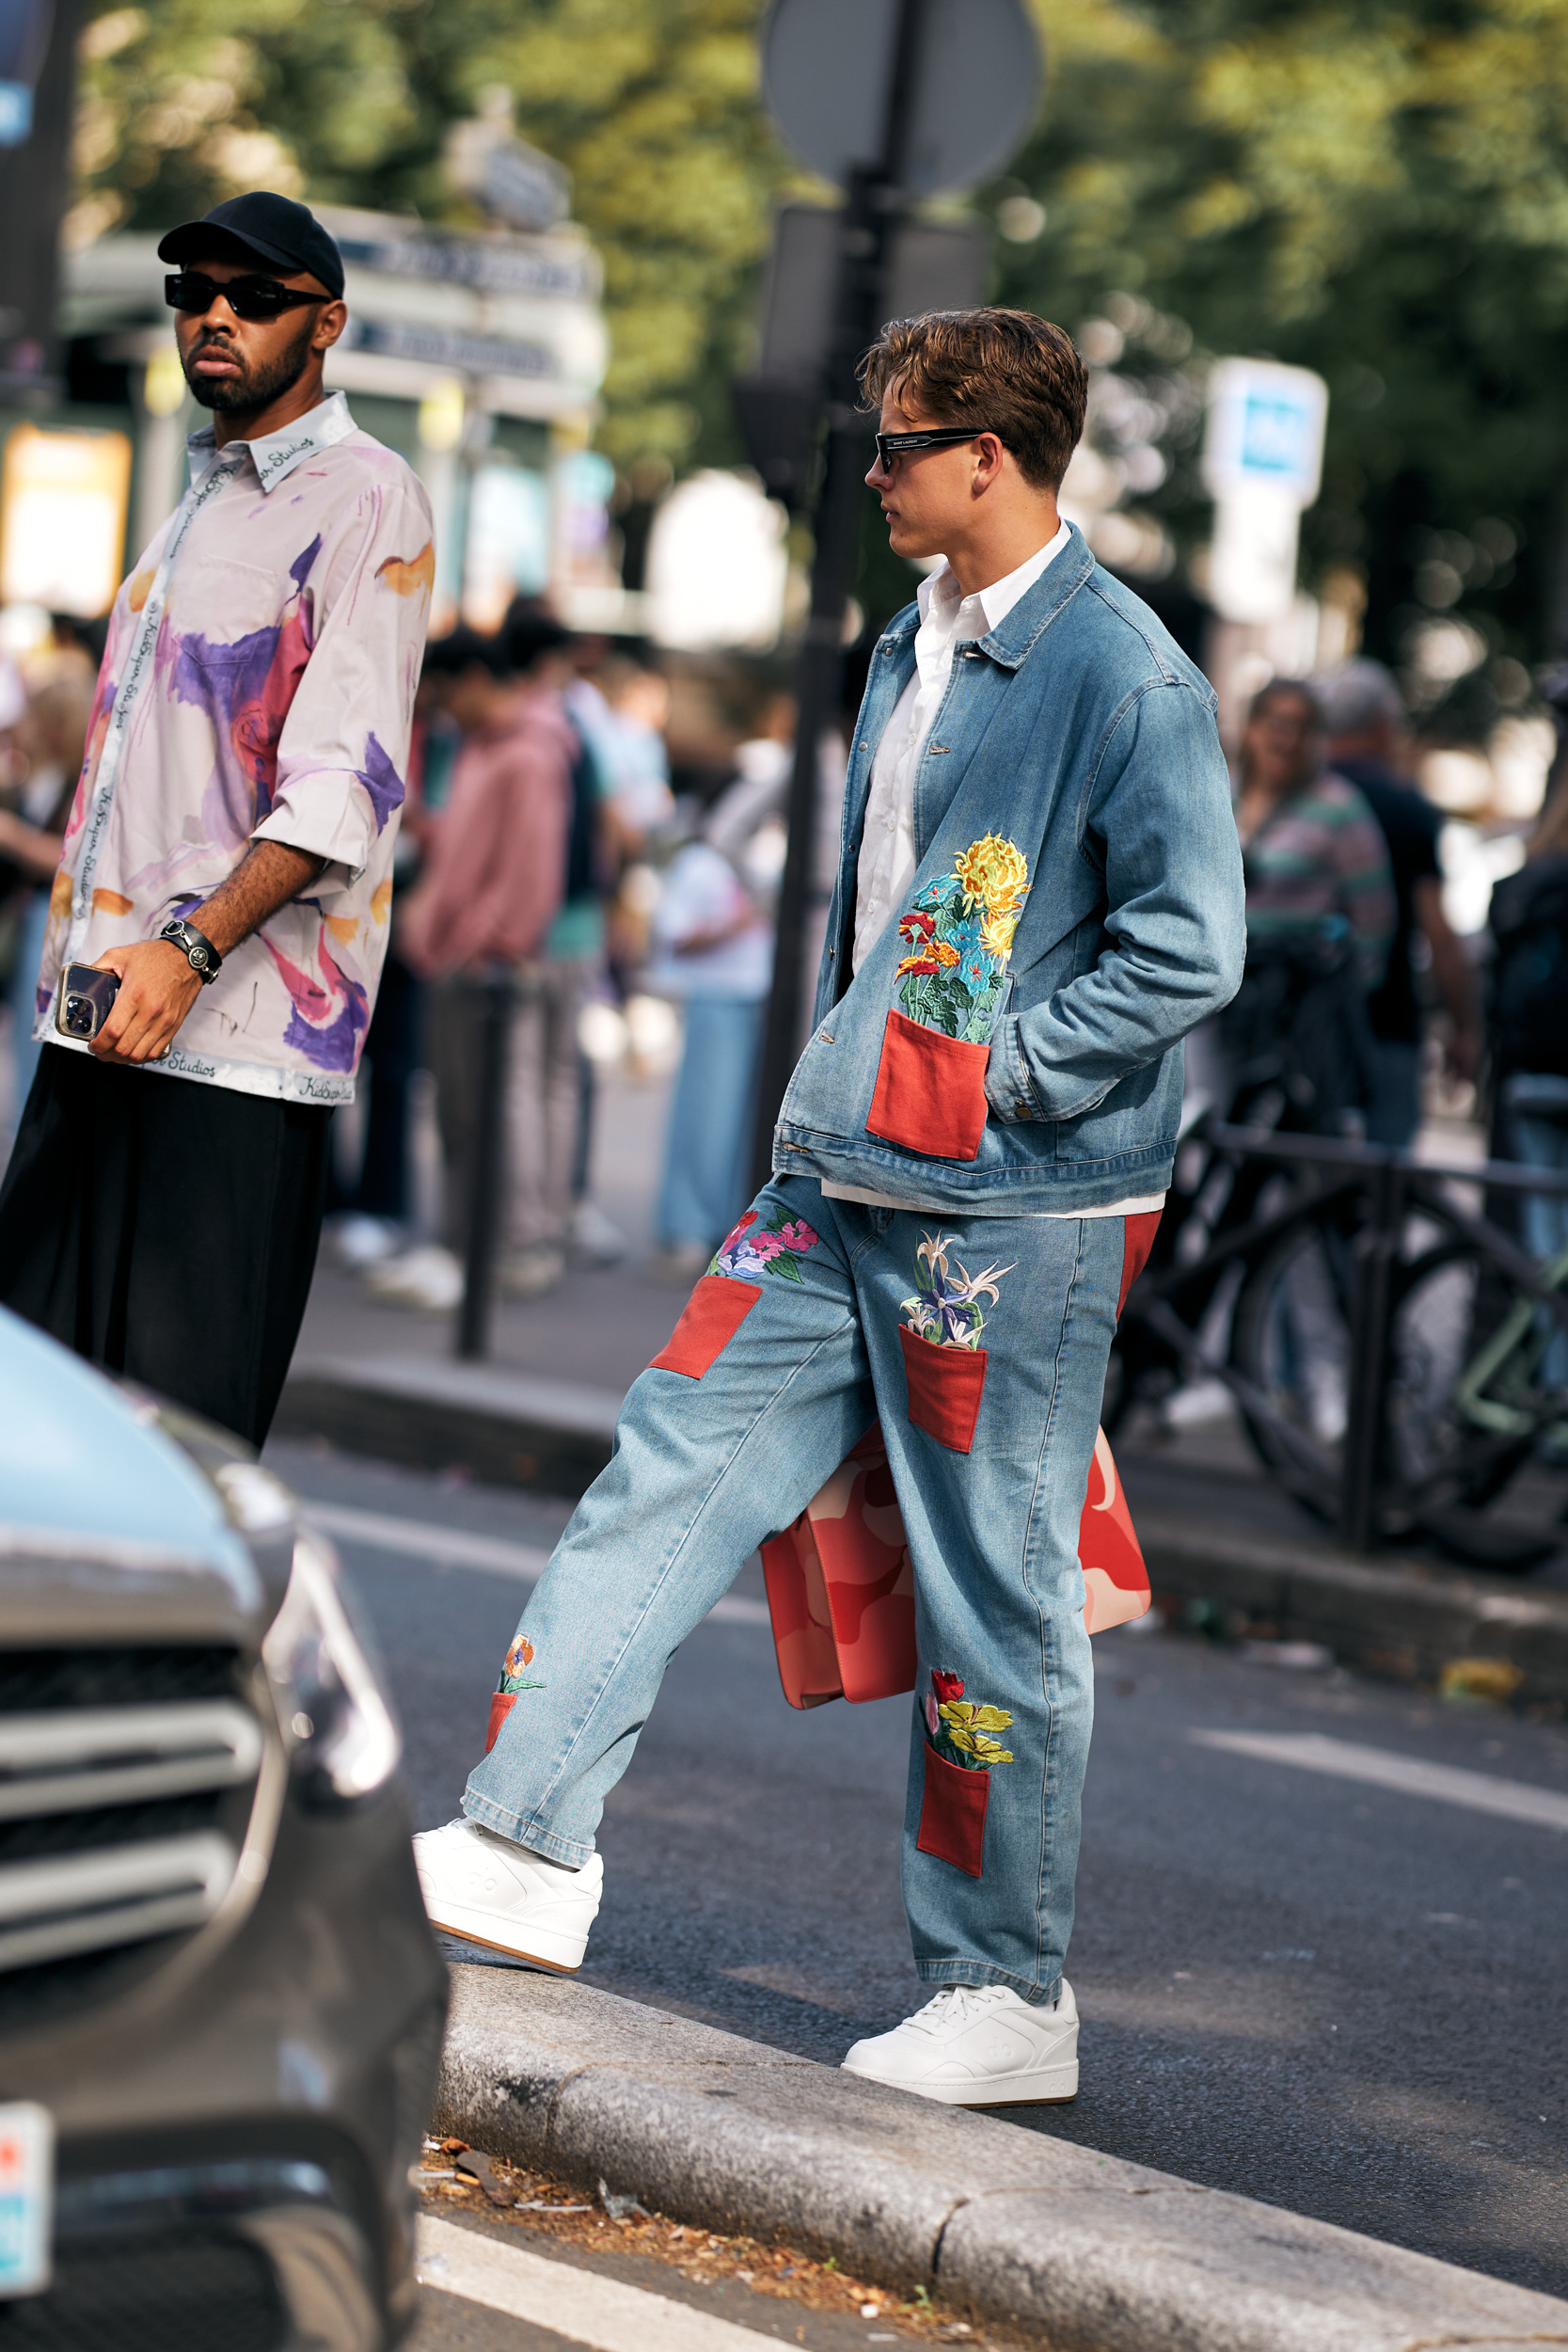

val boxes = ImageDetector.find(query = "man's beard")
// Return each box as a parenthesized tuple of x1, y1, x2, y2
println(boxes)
(183, 315, 317, 414)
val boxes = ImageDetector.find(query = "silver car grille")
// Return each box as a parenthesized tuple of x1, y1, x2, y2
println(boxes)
(0, 1702, 262, 1970)
(0, 1652, 265, 1994)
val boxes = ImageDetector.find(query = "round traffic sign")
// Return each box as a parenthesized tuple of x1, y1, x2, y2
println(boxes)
(761, 0, 1043, 196)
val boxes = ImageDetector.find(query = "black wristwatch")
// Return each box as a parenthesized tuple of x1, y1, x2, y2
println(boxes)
(160, 917, 223, 984)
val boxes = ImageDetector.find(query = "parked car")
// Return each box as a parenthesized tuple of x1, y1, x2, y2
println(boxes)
(0, 1305, 446, 2348)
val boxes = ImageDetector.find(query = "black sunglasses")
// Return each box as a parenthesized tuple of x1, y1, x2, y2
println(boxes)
(873, 426, 1005, 471)
(165, 271, 325, 323)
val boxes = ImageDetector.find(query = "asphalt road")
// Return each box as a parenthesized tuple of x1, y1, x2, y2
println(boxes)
(266, 1437, 1568, 2305)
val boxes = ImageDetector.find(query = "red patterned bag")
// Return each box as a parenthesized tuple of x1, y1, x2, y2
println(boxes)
(760, 1422, 1149, 1711)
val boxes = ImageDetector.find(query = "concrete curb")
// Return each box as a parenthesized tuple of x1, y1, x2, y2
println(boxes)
(435, 1965, 1568, 2351)
(280, 1354, 1568, 1703)
(1137, 1509, 1568, 1706)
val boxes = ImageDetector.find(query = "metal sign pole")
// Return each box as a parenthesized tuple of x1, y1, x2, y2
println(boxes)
(749, 0, 928, 1194)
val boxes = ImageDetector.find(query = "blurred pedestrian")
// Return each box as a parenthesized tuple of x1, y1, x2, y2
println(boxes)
(0, 193, 432, 1445)
(1193, 678, 1395, 1134)
(390, 623, 574, 1309)
(1487, 778, 1568, 1378)
(415, 306, 1244, 2112)
(0, 675, 92, 1126)
(1318, 659, 1478, 1144)
(645, 710, 790, 1270)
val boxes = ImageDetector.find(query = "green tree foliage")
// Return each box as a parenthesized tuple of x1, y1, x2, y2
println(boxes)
(995, 0, 1568, 666)
(72, 0, 789, 463)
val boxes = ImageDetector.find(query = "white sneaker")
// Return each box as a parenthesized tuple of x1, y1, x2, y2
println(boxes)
(413, 1819, 603, 1972)
(569, 1201, 627, 1266)
(841, 1981, 1079, 2106)
(333, 1214, 404, 1270)
(498, 1244, 567, 1299)
(364, 1244, 465, 1311)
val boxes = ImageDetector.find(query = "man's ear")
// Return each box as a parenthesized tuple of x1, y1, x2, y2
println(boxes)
(312, 300, 348, 356)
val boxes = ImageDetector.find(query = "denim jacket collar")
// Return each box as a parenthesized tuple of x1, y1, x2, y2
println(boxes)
(874, 520, 1097, 673)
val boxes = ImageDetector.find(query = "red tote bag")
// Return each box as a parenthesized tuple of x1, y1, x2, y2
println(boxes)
(760, 1422, 1149, 1710)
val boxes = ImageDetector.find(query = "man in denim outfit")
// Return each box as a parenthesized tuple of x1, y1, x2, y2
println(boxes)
(417, 310, 1244, 2107)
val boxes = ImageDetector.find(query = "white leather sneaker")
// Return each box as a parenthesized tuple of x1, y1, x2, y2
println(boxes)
(841, 1981, 1079, 2106)
(413, 1819, 603, 1972)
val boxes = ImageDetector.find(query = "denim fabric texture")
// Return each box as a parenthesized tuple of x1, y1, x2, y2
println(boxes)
(464, 1176, 1128, 2004)
(776, 524, 1245, 1212)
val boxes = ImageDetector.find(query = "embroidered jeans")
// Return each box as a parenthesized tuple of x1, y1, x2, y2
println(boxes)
(463, 1176, 1138, 2005)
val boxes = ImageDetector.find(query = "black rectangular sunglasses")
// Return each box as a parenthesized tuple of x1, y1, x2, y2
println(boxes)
(874, 425, 1004, 470)
(165, 271, 325, 322)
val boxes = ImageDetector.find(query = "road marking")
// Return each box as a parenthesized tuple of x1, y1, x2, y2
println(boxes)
(417, 2215, 772, 2352)
(1191, 1730, 1568, 1832)
(300, 1500, 772, 1626)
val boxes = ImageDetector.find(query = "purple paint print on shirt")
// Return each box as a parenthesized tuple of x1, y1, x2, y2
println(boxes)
(290, 534, 323, 591)
(359, 733, 405, 834)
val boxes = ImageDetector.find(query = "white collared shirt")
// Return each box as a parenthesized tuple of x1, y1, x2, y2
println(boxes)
(36, 391, 434, 1104)
(850, 523, 1069, 974)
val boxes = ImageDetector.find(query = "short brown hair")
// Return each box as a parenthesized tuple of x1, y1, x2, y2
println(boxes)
(858, 308, 1088, 491)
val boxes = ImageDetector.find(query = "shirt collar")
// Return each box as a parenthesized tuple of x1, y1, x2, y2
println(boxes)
(915, 518, 1073, 634)
(186, 389, 356, 495)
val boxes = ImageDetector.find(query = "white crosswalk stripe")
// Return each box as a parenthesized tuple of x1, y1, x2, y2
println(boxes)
(1191, 1729, 1568, 1832)
(299, 1499, 772, 1626)
(417, 2215, 774, 2352)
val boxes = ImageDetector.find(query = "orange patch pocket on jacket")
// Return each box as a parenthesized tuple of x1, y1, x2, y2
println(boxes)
(916, 1741, 990, 1876)
(865, 1009, 990, 1161)
(899, 1324, 987, 1452)
(649, 1275, 763, 1379)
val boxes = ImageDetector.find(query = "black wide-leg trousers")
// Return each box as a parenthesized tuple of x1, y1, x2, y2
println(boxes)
(0, 1046, 331, 1447)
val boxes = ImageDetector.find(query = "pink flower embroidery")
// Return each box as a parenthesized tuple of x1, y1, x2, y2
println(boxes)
(777, 1219, 818, 1251)
(752, 1233, 784, 1261)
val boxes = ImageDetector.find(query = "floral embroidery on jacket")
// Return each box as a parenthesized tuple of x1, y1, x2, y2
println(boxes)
(497, 1632, 545, 1697)
(923, 1669, 1014, 1769)
(900, 1232, 1014, 1350)
(709, 1208, 820, 1284)
(895, 832, 1029, 1041)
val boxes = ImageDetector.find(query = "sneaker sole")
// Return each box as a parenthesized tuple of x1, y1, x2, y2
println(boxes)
(847, 2058, 1079, 2107)
(420, 1899, 590, 1973)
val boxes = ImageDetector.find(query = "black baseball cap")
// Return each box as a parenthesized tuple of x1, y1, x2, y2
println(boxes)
(157, 193, 344, 299)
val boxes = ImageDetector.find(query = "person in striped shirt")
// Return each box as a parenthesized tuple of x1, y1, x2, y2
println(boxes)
(1235, 676, 1395, 989)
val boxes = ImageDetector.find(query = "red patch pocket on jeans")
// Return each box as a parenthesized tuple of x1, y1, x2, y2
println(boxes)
(649, 1275, 762, 1378)
(916, 1742, 990, 1876)
(899, 1324, 987, 1453)
(865, 1009, 990, 1161)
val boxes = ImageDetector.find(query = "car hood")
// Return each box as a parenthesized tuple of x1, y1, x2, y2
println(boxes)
(0, 1308, 265, 1646)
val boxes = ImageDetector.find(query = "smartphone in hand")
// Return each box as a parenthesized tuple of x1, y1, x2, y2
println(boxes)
(55, 964, 120, 1041)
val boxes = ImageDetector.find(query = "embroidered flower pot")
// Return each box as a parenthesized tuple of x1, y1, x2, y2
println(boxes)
(484, 1691, 515, 1756)
(865, 1009, 990, 1161)
(649, 1275, 762, 1378)
(916, 1741, 990, 1876)
(899, 1324, 987, 1453)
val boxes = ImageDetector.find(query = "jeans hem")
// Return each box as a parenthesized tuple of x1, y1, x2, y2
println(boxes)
(916, 1962, 1063, 2008)
(462, 1787, 594, 1868)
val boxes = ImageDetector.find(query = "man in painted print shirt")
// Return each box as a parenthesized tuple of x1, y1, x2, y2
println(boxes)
(0, 193, 433, 1444)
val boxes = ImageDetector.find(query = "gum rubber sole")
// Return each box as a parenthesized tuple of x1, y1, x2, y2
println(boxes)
(420, 1904, 586, 1973)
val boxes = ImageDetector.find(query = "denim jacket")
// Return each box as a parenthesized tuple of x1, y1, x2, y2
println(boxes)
(773, 524, 1244, 1211)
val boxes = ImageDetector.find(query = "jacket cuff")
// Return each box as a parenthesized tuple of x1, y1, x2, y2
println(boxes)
(984, 1017, 1039, 1123)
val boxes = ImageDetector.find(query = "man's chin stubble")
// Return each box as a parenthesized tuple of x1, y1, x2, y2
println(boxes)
(183, 336, 312, 416)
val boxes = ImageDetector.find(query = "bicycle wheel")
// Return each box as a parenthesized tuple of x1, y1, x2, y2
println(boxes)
(1229, 1216, 1356, 1518)
(1384, 1242, 1559, 1509)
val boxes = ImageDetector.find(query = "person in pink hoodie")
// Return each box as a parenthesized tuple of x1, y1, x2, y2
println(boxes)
(387, 622, 574, 1309)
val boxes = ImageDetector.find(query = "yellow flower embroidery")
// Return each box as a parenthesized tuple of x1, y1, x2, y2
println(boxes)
(953, 833, 1029, 923)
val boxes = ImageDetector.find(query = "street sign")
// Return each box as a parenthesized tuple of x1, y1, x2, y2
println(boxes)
(1203, 358, 1328, 509)
(753, 204, 990, 388)
(1202, 358, 1330, 626)
(761, 0, 1042, 195)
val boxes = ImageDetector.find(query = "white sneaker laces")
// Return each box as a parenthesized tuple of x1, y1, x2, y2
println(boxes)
(910, 1985, 1012, 2033)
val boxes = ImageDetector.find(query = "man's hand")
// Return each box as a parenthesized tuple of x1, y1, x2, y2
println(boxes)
(88, 940, 203, 1064)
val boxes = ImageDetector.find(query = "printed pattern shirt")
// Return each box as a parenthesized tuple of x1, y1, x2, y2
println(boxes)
(1240, 771, 1397, 993)
(37, 391, 434, 1104)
